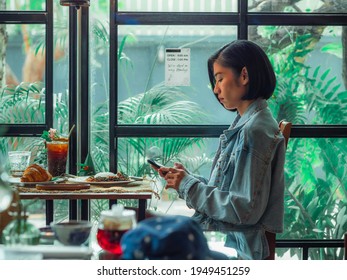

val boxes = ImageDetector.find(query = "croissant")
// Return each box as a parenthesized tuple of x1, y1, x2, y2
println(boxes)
(21, 164, 53, 182)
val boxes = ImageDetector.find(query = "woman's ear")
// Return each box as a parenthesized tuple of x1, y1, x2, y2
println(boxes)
(240, 67, 249, 85)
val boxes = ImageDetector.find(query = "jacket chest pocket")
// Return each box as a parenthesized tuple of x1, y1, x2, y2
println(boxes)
(219, 153, 236, 190)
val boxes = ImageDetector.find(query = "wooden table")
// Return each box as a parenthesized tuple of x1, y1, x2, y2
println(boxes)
(17, 182, 154, 225)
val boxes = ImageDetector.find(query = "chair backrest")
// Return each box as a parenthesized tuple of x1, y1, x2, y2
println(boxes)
(279, 120, 292, 148)
(265, 120, 292, 260)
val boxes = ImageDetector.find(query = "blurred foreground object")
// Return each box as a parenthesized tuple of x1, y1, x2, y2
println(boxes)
(0, 154, 17, 234)
(121, 215, 228, 260)
(2, 198, 40, 245)
(50, 220, 92, 246)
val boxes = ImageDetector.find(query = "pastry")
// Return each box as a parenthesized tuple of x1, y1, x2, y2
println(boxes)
(21, 164, 53, 182)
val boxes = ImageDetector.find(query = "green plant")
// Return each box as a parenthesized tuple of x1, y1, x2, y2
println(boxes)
(266, 30, 347, 259)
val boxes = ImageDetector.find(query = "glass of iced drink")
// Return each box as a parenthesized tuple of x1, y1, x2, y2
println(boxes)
(46, 137, 69, 177)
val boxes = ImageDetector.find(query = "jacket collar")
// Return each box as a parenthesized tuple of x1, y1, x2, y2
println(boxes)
(222, 98, 268, 142)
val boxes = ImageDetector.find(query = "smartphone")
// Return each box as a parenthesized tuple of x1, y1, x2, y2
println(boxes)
(147, 159, 163, 169)
(147, 159, 168, 175)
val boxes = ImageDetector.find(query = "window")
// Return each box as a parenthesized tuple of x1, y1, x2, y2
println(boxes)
(1, 0, 347, 260)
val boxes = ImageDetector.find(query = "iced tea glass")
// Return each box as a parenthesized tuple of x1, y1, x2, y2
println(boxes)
(46, 138, 69, 177)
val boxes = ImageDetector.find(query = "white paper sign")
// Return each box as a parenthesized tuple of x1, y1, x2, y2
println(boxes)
(165, 48, 190, 86)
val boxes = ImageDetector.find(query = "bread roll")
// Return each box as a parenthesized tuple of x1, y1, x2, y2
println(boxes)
(21, 164, 53, 182)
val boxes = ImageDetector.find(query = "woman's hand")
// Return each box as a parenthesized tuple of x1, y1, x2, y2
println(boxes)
(153, 162, 187, 190)
(156, 162, 186, 179)
(162, 167, 187, 191)
(173, 162, 186, 171)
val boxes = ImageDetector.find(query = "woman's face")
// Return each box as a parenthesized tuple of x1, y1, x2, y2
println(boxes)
(213, 62, 251, 115)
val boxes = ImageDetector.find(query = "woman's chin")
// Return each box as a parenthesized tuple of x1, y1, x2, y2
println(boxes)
(223, 104, 237, 112)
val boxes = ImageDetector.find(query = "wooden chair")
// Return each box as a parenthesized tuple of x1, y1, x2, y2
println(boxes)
(265, 120, 292, 260)
(279, 120, 292, 147)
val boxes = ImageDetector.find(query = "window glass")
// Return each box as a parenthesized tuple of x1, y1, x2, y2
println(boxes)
(0, 24, 46, 124)
(308, 248, 343, 260)
(24, 200, 47, 230)
(118, 0, 237, 12)
(0, 2, 69, 232)
(89, 0, 110, 172)
(0, 137, 46, 166)
(117, 137, 218, 178)
(0, 4, 69, 127)
(250, 26, 347, 125)
(13, 200, 69, 234)
(117, 137, 218, 216)
(283, 138, 347, 260)
(53, 2, 69, 120)
(276, 248, 301, 260)
(248, 0, 347, 13)
(0, 0, 45, 11)
(117, 25, 237, 125)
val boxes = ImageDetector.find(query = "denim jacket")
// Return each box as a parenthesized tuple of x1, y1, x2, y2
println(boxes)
(178, 98, 286, 259)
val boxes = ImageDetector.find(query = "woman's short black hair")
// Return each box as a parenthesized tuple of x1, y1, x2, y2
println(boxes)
(207, 40, 276, 101)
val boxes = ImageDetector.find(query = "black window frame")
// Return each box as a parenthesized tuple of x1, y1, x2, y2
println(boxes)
(0, 1, 54, 136)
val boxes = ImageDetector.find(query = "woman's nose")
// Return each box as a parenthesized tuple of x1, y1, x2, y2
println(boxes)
(214, 84, 220, 94)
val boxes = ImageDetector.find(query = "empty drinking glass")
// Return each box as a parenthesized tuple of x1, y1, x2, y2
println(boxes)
(8, 151, 31, 177)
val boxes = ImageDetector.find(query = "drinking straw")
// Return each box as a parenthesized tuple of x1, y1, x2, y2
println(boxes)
(68, 124, 76, 138)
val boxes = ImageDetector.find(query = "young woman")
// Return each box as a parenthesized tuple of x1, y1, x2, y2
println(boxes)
(151, 40, 286, 260)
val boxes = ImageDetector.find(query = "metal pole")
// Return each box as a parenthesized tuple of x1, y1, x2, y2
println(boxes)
(76, 7, 82, 169)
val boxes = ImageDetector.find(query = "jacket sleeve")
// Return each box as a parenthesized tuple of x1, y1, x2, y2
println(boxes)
(178, 138, 285, 226)
(186, 172, 209, 184)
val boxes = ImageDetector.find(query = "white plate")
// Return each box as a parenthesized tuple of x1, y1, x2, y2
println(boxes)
(129, 176, 144, 181)
(68, 176, 134, 186)
(8, 177, 65, 186)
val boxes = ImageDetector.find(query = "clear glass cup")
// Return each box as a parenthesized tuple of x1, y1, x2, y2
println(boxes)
(2, 215, 41, 245)
(8, 151, 31, 177)
(96, 205, 136, 255)
(46, 138, 69, 177)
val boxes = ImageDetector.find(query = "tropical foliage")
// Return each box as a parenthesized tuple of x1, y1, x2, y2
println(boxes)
(265, 30, 347, 259)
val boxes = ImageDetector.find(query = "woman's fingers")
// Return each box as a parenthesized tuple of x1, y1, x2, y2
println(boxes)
(174, 162, 184, 169)
(163, 168, 186, 191)
(158, 167, 169, 177)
